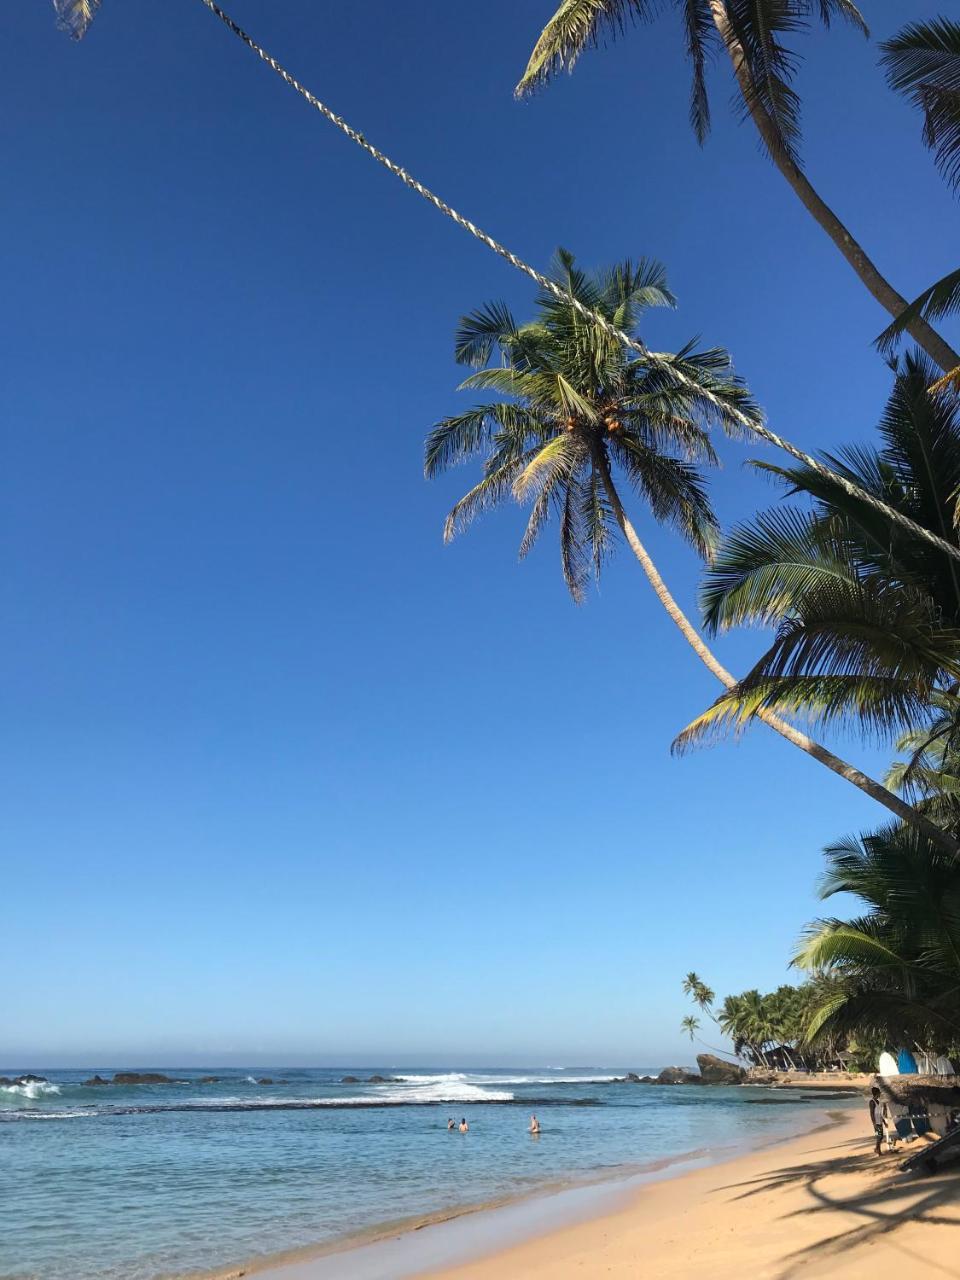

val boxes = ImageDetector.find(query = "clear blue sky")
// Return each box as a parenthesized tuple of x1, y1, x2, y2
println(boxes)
(3, 1, 956, 1067)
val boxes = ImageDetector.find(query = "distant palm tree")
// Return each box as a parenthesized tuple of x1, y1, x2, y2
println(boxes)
(681, 1014, 701, 1042)
(515, 2, 959, 373)
(796, 821, 960, 1049)
(682, 972, 715, 1012)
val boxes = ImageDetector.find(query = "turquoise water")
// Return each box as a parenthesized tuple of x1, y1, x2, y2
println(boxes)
(0, 1066, 846, 1279)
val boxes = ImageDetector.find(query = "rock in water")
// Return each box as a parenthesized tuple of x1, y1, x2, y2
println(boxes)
(340, 1076, 359, 1084)
(82, 1075, 110, 1086)
(112, 1073, 181, 1085)
(656, 1066, 697, 1085)
(696, 1054, 746, 1085)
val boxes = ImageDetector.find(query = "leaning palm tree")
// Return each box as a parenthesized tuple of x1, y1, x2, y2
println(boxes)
(426, 255, 959, 844)
(675, 352, 960, 856)
(515, 2, 960, 374)
(796, 821, 960, 1050)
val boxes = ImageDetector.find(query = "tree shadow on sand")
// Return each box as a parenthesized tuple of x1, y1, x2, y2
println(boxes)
(714, 1125, 960, 1279)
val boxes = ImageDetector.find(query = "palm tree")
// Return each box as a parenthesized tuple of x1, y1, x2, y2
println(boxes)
(682, 971, 715, 1012)
(675, 352, 960, 857)
(429, 269, 959, 847)
(515, 2, 960, 373)
(796, 821, 960, 1051)
(681, 1014, 701, 1042)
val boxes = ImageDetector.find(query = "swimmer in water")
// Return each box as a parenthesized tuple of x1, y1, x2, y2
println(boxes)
(459, 1117, 469, 1133)
(529, 1114, 540, 1134)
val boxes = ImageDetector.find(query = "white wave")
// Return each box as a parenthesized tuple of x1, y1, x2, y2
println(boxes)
(396, 1072, 614, 1088)
(0, 1081, 62, 1100)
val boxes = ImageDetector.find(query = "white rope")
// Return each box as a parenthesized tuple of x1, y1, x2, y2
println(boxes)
(197, 0, 960, 568)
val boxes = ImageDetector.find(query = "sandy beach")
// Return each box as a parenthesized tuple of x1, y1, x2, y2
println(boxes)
(422, 1108, 959, 1280)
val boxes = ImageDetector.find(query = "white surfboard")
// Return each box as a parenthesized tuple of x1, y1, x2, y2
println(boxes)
(878, 1051, 900, 1076)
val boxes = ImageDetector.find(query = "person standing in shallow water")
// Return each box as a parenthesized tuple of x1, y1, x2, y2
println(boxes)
(459, 1117, 469, 1133)
(529, 1114, 540, 1134)
(447, 1118, 455, 1130)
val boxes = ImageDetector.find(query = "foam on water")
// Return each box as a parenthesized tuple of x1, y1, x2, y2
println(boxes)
(0, 1080, 61, 1100)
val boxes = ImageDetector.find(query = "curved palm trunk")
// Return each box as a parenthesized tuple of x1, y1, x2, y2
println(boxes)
(707, 1, 960, 375)
(592, 447, 960, 857)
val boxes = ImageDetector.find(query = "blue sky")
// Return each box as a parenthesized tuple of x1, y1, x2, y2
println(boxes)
(3, 0, 957, 1066)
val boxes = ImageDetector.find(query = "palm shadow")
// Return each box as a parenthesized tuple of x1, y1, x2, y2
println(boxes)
(714, 1123, 960, 1279)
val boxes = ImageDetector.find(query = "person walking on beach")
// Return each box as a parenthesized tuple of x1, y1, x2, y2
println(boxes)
(459, 1117, 469, 1133)
(529, 1114, 540, 1134)
(869, 1087, 889, 1156)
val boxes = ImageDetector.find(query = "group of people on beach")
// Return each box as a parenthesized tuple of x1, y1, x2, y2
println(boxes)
(446, 1114, 540, 1134)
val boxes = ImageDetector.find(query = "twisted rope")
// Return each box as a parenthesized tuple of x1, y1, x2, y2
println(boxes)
(198, 0, 960, 567)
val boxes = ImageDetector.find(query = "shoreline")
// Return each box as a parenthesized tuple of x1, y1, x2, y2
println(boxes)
(421, 1106, 960, 1280)
(185, 1103, 854, 1280)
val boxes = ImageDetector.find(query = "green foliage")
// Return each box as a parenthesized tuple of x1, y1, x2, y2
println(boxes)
(425, 250, 757, 602)
(515, 1, 866, 164)
(795, 822, 960, 1051)
(882, 18, 960, 195)
(674, 354, 960, 752)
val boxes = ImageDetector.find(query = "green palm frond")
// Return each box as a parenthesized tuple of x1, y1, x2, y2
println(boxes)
(682, 0, 717, 142)
(795, 923, 906, 972)
(455, 301, 520, 368)
(54, 0, 101, 39)
(700, 507, 852, 634)
(725, 0, 804, 161)
(882, 18, 960, 194)
(442, 451, 540, 543)
(515, 0, 657, 97)
(875, 267, 960, 356)
(611, 435, 719, 558)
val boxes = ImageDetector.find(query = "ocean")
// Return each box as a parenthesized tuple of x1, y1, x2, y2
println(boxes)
(0, 1066, 851, 1279)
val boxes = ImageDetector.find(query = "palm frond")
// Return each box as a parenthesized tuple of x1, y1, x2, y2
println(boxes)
(682, 0, 717, 142)
(54, 0, 101, 39)
(454, 301, 519, 368)
(876, 266, 960, 355)
(515, 0, 657, 98)
(725, 0, 805, 162)
(882, 18, 960, 194)
(442, 451, 541, 543)
(700, 507, 853, 634)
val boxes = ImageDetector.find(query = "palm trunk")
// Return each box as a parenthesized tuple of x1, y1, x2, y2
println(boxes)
(592, 446, 960, 857)
(707, 1, 960, 375)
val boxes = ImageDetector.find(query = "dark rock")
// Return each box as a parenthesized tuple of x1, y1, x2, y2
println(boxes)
(612, 1072, 643, 1083)
(655, 1066, 698, 1085)
(696, 1054, 746, 1085)
(256, 1078, 274, 1085)
(112, 1072, 181, 1085)
(340, 1075, 359, 1084)
(0, 1074, 50, 1086)
(366, 1075, 399, 1084)
(198, 1076, 222, 1084)
(83, 1075, 110, 1086)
